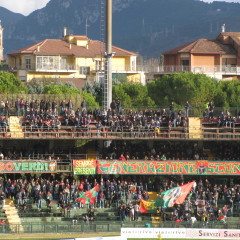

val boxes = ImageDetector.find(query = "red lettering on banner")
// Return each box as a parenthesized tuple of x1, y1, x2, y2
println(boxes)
(0, 162, 4, 171)
(97, 160, 240, 175)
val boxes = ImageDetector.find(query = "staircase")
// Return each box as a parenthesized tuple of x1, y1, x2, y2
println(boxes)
(3, 199, 24, 233)
(9, 116, 24, 138)
(188, 117, 203, 139)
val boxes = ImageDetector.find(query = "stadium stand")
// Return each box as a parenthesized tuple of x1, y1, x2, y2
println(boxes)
(0, 98, 239, 235)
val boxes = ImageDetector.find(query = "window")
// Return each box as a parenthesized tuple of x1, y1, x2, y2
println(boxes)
(25, 58, 31, 70)
(80, 66, 90, 75)
(181, 60, 189, 66)
(95, 60, 103, 71)
(131, 59, 136, 71)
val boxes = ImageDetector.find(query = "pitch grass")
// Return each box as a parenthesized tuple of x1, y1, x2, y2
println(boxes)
(0, 232, 119, 240)
(0, 234, 220, 240)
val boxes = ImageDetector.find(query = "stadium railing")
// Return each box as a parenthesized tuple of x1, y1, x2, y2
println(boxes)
(0, 219, 239, 234)
(2, 127, 240, 140)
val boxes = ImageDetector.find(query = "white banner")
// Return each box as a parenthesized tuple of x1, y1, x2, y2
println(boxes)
(121, 228, 186, 239)
(190, 229, 240, 239)
(121, 228, 240, 239)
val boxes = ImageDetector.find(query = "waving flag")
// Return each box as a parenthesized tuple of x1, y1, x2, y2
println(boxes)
(139, 192, 159, 213)
(156, 181, 196, 208)
(139, 199, 156, 213)
(76, 184, 100, 205)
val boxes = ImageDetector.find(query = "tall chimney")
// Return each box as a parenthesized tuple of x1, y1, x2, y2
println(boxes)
(63, 27, 68, 37)
(221, 24, 226, 33)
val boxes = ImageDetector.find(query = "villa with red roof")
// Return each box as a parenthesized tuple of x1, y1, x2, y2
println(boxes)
(7, 33, 145, 84)
(162, 31, 240, 80)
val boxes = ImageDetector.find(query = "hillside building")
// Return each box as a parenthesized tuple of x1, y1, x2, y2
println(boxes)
(0, 20, 4, 62)
(162, 31, 240, 80)
(7, 32, 145, 84)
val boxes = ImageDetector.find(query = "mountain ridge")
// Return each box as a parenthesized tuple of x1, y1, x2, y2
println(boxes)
(2, 0, 240, 57)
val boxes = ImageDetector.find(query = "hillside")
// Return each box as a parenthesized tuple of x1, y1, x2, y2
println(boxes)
(3, 0, 240, 57)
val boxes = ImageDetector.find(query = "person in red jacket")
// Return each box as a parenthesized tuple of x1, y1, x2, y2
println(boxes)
(119, 154, 126, 161)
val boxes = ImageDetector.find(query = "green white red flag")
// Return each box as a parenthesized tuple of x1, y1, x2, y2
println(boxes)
(156, 181, 196, 208)
(76, 184, 100, 205)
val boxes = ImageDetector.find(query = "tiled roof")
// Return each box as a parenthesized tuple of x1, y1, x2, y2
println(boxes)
(9, 37, 137, 57)
(218, 32, 240, 45)
(164, 38, 236, 55)
(220, 32, 240, 38)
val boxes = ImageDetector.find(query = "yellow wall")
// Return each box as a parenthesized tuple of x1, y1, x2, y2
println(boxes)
(8, 54, 35, 70)
(76, 56, 131, 72)
(9, 52, 138, 82)
(26, 72, 76, 81)
(127, 73, 142, 83)
(112, 57, 126, 71)
(75, 57, 96, 71)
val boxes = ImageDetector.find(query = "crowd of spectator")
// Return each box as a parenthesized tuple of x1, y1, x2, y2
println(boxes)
(203, 101, 240, 128)
(2, 98, 240, 129)
(1, 140, 240, 162)
(0, 116, 7, 132)
(2, 98, 240, 134)
(0, 98, 189, 133)
(100, 141, 204, 161)
(22, 99, 188, 133)
(0, 175, 239, 225)
(205, 142, 240, 161)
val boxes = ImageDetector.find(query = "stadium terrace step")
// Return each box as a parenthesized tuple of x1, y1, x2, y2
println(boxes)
(21, 217, 63, 223)
(203, 148, 214, 160)
(9, 116, 24, 138)
(3, 198, 24, 233)
(86, 148, 98, 160)
(188, 117, 203, 139)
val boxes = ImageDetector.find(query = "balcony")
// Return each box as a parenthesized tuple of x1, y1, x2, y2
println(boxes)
(141, 65, 240, 76)
(35, 64, 77, 73)
(94, 66, 142, 74)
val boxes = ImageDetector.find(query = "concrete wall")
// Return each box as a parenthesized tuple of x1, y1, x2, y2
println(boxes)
(164, 55, 177, 66)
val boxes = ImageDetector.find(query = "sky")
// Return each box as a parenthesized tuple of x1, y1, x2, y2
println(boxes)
(0, 0, 50, 15)
(0, 0, 240, 16)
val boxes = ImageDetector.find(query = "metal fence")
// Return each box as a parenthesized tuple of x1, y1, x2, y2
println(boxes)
(0, 220, 239, 234)
(2, 128, 240, 141)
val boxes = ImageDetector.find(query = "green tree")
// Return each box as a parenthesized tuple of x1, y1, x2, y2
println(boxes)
(113, 84, 132, 108)
(147, 72, 219, 114)
(0, 71, 27, 93)
(43, 83, 81, 94)
(82, 90, 99, 110)
(83, 81, 103, 106)
(113, 82, 156, 109)
(218, 81, 240, 107)
(43, 83, 99, 110)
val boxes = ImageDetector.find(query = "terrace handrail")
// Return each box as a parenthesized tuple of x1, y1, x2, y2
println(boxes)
(0, 128, 240, 140)
(0, 220, 239, 234)
(141, 65, 240, 74)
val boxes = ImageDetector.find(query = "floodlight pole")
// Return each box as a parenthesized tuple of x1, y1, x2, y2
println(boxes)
(103, 0, 113, 110)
